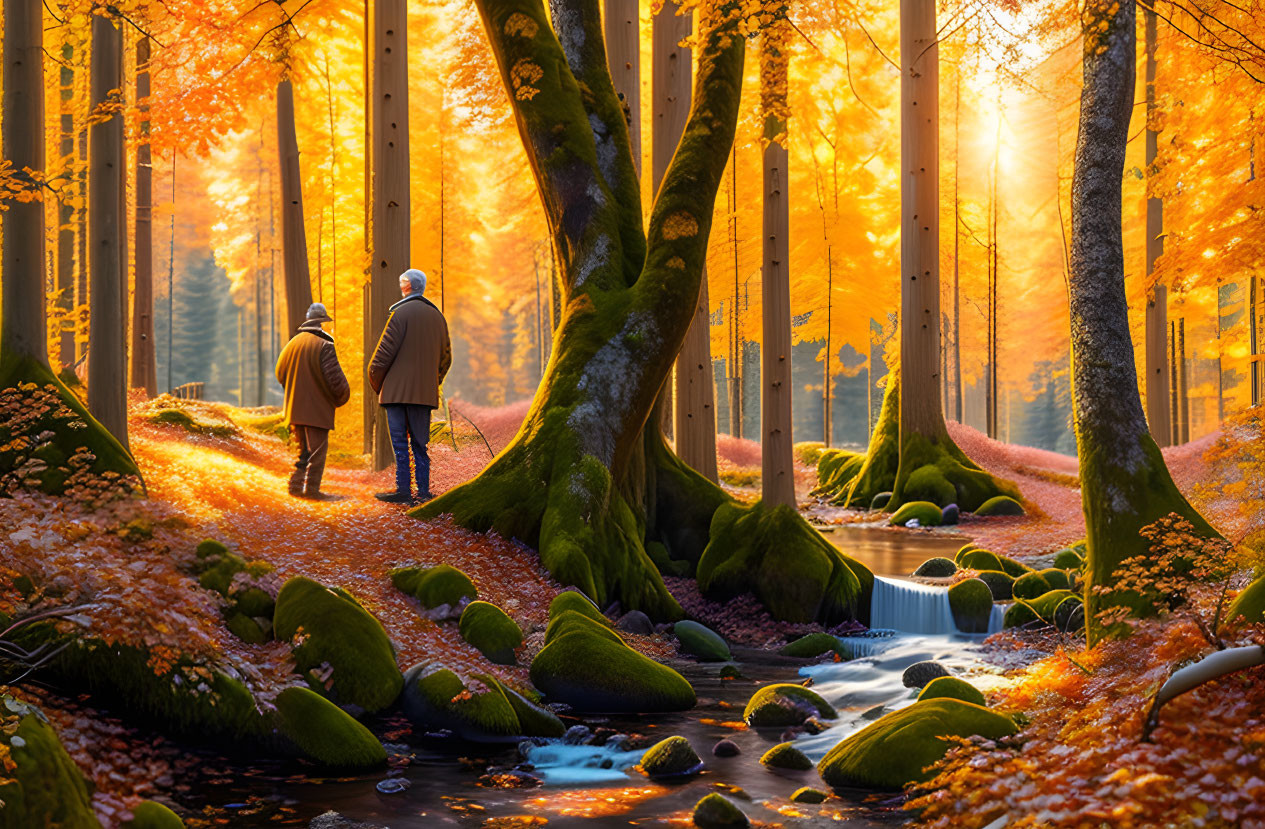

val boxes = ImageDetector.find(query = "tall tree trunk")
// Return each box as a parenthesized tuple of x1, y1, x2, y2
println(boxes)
(88, 13, 130, 448)
(604, 0, 640, 171)
(760, 10, 793, 507)
(278, 78, 315, 335)
(952, 67, 962, 423)
(1142, 7, 1171, 447)
(57, 43, 77, 369)
(130, 33, 157, 398)
(368, 0, 409, 470)
(1070, 0, 1215, 643)
(729, 150, 742, 438)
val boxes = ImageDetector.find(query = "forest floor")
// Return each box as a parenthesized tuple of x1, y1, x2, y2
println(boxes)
(2, 395, 1262, 827)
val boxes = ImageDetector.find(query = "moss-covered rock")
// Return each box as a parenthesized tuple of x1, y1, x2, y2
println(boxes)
(142, 407, 236, 438)
(273, 687, 386, 768)
(1227, 575, 1265, 625)
(913, 557, 958, 578)
(743, 683, 836, 728)
(1002, 601, 1040, 629)
(795, 442, 826, 467)
(888, 501, 942, 527)
(548, 590, 607, 624)
(959, 549, 1031, 577)
(1011, 571, 1053, 600)
(778, 633, 843, 659)
(225, 612, 268, 645)
(692, 793, 750, 828)
(459, 601, 523, 665)
(902, 465, 957, 508)
(916, 676, 986, 707)
(640, 735, 703, 778)
(871, 491, 893, 510)
(974, 495, 1025, 517)
(947, 579, 993, 634)
(530, 624, 695, 713)
(1052, 548, 1085, 571)
(954, 543, 982, 563)
(674, 620, 731, 661)
(0, 697, 100, 829)
(273, 576, 402, 712)
(790, 787, 829, 804)
(545, 608, 625, 646)
(760, 742, 812, 771)
(697, 500, 873, 625)
(234, 587, 275, 619)
(390, 564, 477, 609)
(1005, 589, 1082, 631)
(122, 801, 185, 829)
(1037, 568, 1072, 591)
(975, 570, 1014, 601)
(400, 664, 562, 741)
(817, 698, 1017, 790)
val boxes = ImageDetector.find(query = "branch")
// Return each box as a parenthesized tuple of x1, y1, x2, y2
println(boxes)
(1142, 644, 1265, 741)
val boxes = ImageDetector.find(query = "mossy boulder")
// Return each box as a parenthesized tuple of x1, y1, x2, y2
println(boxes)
(225, 612, 268, 645)
(400, 664, 563, 741)
(778, 633, 843, 659)
(548, 589, 605, 622)
(234, 587, 276, 619)
(273, 687, 386, 768)
(674, 620, 731, 661)
(760, 742, 812, 771)
(641, 735, 703, 779)
(871, 491, 893, 510)
(692, 793, 750, 828)
(817, 698, 1017, 790)
(1011, 571, 1053, 600)
(947, 579, 993, 634)
(459, 601, 523, 665)
(795, 442, 827, 467)
(743, 683, 836, 728)
(913, 557, 958, 578)
(959, 549, 1031, 577)
(122, 801, 185, 828)
(790, 787, 829, 804)
(697, 500, 873, 625)
(390, 564, 477, 609)
(274, 576, 403, 712)
(975, 570, 1014, 601)
(916, 676, 986, 707)
(953, 543, 983, 564)
(1052, 548, 1085, 571)
(974, 495, 1025, 517)
(1037, 568, 1072, 591)
(1227, 575, 1265, 625)
(888, 501, 942, 528)
(902, 465, 956, 508)
(545, 608, 625, 646)
(0, 697, 100, 829)
(1005, 590, 1082, 632)
(530, 623, 695, 713)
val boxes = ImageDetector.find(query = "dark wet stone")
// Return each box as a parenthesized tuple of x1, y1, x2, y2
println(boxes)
(941, 504, 961, 525)
(802, 718, 827, 734)
(563, 725, 592, 745)
(860, 705, 887, 721)
(712, 738, 742, 757)
(620, 732, 657, 751)
(588, 727, 620, 746)
(616, 610, 655, 636)
(310, 813, 387, 829)
(902, 660, 951, 688)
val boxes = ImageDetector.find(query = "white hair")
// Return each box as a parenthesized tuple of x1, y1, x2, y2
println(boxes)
(400, 269, 427, 295)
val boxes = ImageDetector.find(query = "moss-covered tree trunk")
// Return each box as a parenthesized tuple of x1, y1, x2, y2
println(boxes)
(418, 0, 744, 619)
(1069, 0, 1216, 644)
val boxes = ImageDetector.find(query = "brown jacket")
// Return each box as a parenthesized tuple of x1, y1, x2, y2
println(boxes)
(275, 322, 351, 430)
(368, 294, 451, 407)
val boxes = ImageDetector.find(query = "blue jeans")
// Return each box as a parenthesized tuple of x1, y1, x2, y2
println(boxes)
(384, 405, 432, 496)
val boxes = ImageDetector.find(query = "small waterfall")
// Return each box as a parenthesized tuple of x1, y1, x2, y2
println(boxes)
(869, 576, 958, 635)
(987, 602, 1006, 634)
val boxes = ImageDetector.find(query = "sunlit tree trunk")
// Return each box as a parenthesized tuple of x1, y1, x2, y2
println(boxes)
(130, 33, 157, 398)
(760, 10, 793, 507)
(278, 78, 315, 335)
(1143, 6, 1170, 448)
(1070, 0, 1215, 643)
(88, 12, 130, 447)
(604, 0, 640, 170)
(57, 43, 77, 369)
(368, 0, 409, 469)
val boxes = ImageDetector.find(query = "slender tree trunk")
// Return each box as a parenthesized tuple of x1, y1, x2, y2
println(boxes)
(278, 79, 315, 334)
(729, 150, 742, 438)
(130, 33, 157, 398)
(58, 43, 77, 368)
(604, 0, 640, 171)
(1143, 7, 1171, 447)
(952, 67, 962, 423)
(369, 0, 410, 469)
(88, 13, 129, 447)
(1069, 0, 1215, 643)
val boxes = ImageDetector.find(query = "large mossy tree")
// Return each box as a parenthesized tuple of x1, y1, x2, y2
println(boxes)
(418, 0, 871, 624)
(1068, 0, 1216, 643)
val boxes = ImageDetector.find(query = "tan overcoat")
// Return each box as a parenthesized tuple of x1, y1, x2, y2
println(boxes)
(275, 322, 351, 430)
(368, 295, 452, 407)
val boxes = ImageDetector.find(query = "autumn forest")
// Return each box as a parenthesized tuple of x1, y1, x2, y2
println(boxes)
(2, 0, 1265, 826)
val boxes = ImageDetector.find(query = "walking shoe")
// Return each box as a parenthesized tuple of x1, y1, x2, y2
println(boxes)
(375, 491, 413, 504)
(288, 487, 305, 497)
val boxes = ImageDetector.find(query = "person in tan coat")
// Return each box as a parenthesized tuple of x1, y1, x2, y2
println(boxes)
(368, 269, 451, 504)
(275, 303, 350, 499)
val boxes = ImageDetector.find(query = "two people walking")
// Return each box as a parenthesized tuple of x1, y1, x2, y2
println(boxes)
(274, 268, 451, 504)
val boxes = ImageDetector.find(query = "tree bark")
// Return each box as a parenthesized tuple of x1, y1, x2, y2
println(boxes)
(130, 34, 157, 398)
(1143, 7, 1171, 448)
(368, 0, 410, 469)
(603, 0, 640, 171)
(57, 43, 77, 369)
(278, 78, 315, 335)
(760, 14, 793, 508)
(1069, 0, 1215, 643)
(88, 13, 130, 448)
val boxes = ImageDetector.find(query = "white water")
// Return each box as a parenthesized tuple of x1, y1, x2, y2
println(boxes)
(869, 575, 1007, 635)
(523, 742, 647, 786)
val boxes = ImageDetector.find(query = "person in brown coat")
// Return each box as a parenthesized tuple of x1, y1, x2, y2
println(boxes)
(368, 269, 451, 504)
(275, 303, 351, 499)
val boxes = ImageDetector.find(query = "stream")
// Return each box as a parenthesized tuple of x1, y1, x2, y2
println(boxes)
(189, 525, 1002, 827)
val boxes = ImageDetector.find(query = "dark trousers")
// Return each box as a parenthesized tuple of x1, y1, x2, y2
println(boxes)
(289, 425, 330, 494)
(385, 404, 432, 496)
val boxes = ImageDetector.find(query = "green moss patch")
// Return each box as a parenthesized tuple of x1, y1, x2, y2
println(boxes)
(916, 676, 985, 707)
(778, 633, 843, 659)
(974, 495, 1025, 517)
(674, 620, 731, 661)
(122, 801, 185, 828)
(975, 570, 1014, 601)
(1012, 572, 1053, 600)
(692, 793, 750, 828)
(888, 501, 942, 527)
(530, 626, 695, 713)
(902, 465, 956, 508)
(273, 687, 386, 768)
(743, 683, 836, 728)
(390, 564, 477, 609)
(459, 601, 523, 665)
(947, 579, 993, 633)
(1052, 548, 1085, 571)
(818, 698, 1017, 790)
(697, 500, 873, 625)
(274, 576, 402, 712)
(400, 664, 561, 741)
(1227, 575, 1265, 625)
(760, 742, 812, 771)
(1037, 568, 1072, 591)
(0, 697, 99, 829)
(640, 735, 702, 778)
(142, 407, 237, 438)
(913, 557, 958, 578)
